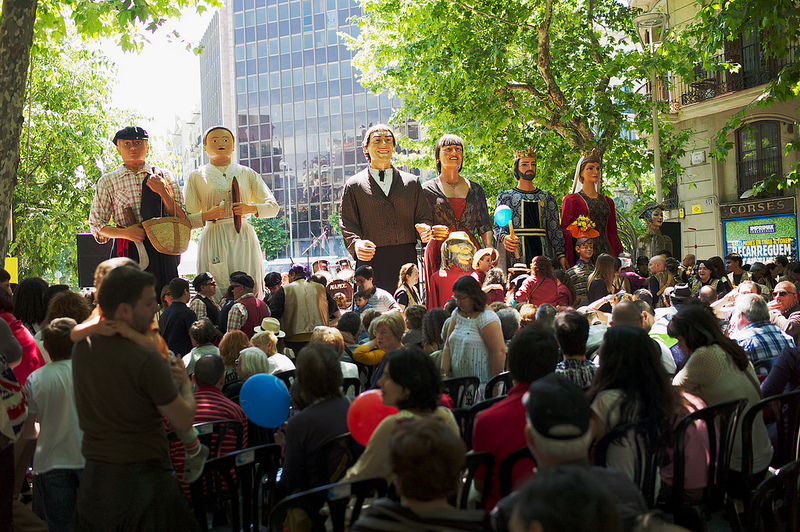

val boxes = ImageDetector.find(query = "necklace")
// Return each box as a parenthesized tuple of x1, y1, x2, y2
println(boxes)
(442, 178, 461, 190)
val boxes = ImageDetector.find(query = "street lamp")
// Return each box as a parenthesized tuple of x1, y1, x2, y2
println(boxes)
(634, 11, 669, 204)
(279, 160, 294, 258)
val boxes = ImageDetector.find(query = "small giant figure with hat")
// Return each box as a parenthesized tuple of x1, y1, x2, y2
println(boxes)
(184, 126, 280, 300)
(493, 148, 567, 273)
(89, 126, 186, 295)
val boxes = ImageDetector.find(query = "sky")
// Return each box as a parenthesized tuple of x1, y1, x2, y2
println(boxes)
(101, 9, 216, 148)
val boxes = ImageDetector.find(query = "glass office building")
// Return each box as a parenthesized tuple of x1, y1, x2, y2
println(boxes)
(200, 0, 414, 260)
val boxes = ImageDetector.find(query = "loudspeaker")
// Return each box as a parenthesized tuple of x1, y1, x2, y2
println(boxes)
(76, 233, 113, 288)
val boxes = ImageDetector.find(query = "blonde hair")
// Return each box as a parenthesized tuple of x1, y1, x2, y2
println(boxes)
(368, 311, 406, 342)
(309, 326, 345, 356)
(251, 331, 278, 356)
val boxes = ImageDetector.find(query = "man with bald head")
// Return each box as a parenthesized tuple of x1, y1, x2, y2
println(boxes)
(731, 293, 794, 368)
(768, 281, 800, 344)
(610, 300, 676, 375)
(647, 255, 673, 307)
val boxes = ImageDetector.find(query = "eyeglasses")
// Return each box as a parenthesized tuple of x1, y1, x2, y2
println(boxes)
(774, 291, 795, 297)
(203, 282, 217, 287)
(453, 294, 470, 301)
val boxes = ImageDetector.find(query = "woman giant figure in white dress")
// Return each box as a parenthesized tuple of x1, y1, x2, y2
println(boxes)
(185, 126, 280, 299)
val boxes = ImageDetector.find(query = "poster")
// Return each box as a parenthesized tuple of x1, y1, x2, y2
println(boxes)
(723, 214, 798, 264)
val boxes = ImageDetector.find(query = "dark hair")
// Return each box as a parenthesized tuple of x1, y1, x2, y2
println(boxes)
(451, 275, 487, 311)
(443, 299, 457, 315)
(0, 268, 9, 283)
(292, 343, 343, 410)
(587, 254, 615, 294)
(725, 253, 743, 266)
(553, 269, 577, 303)
(707, 256, 727, 279)
(0, 290, 12, 313)
(588, 326, 679, 429)
(194, 354, 225, 387)
(354, 265, 374, 280)
(634, 288, 653, 306)
(97, 267, 156, 317)
(404, 305, 426, 330)
(636, 255, 649, 265)
(554, 311, 589, 357)
(535, 304, 557, 330)
(336, 311, 361, 336)
(41, 317, 77, 362)
(385, 347, 441, 412)
(289, 264, 310, 281)
(189, 318, 218, 345)
(353, 290, 370, 301)
(310, 273, 328, 286)
(633, 299, 654, 316)
(168, 277, 190, 299)
(434, 134, 464, 173)
(421, 309, 448, 349)
(361, 123, 396, 162)
(42, 284, 70, 314)
(44, 290, 91, 325)
(512, 466, 621, 532)
(12, 277, 49, 326)
(389, 417, 466, 501)
(695, 259, 717, 280)
(531, 256, 554, 280)
(507, 325, 559, 383)
(775, 255, 789, 267)
(666, 305, 749, 371)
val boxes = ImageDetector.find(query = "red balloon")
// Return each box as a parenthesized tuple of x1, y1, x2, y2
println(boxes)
(347, 389, 399, 446)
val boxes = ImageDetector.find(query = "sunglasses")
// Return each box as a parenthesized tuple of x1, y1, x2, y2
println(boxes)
(203, 282, 217, 287)
(774, 291, 795, 297)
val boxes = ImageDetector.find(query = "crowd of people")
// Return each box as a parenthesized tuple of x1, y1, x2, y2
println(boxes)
(1, 121, 798, 530)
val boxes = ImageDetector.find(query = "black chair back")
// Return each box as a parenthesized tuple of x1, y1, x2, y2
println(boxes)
(485, 371, 513, 399)
(314, 432, 365, 485)
(747, 459, 800, 532)
(275, 369, 296, 391)
(342, 377, 362, 397)
(268, 477, 388, 532)
(188, 443, 282, 532)
(742, 388, 800, 483)
(457, 451, 494, 509)
(664, 398, 747, 516)
(443, 376, 480, 408)
(498, 446, 536, 497)
(194, 419, 244, 458)
(594, 419, 664, 508)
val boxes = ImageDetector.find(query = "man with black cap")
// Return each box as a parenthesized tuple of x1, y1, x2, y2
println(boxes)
(493, 148, 567, 273)
(225, 272, 270, 338)
(89, 126, 186, 295)
(491, 373, 646, 531)
(189, 272, 221, 325)
(263, 271, 283, 305)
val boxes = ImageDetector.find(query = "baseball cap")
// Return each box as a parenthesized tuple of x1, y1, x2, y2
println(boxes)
(523, 373, 591, 440)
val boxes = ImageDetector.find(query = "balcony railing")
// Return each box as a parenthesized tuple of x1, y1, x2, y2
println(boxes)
(674, 41, 798, 106)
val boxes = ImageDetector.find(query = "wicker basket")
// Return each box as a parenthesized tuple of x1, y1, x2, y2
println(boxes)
(142, 217, 192, 255)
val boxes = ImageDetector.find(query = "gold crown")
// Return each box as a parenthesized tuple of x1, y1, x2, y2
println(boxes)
(581, 146, 601, 158)
(513, 148, 537, 160)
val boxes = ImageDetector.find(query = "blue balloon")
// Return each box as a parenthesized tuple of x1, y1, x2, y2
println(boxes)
(494, 205, 513, 227)
(240, 373, 291, 428)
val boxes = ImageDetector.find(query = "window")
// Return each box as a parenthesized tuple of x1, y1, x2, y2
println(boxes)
(736, 120, 782, 198)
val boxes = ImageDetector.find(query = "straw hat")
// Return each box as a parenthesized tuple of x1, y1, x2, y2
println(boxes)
(472, 248, 499, 270)
(142, 216, 192, 255)
(253, 317, 285, 337)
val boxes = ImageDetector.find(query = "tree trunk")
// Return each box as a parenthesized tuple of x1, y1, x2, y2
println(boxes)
(0, 0, 38, 261)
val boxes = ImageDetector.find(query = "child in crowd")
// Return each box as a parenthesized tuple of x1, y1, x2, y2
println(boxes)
(353, 290, 374, 315)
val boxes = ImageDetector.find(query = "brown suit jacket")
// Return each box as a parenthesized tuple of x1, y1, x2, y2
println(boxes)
(339, 166, 432, 258)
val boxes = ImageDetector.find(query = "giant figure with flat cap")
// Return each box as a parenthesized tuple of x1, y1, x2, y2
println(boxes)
(89, 126, 186, 295)
(494, 148, 567, 272)
(184, 126, 280, 300)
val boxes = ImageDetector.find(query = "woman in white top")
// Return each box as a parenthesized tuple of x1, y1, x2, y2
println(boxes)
(441, 275, 505, 398)
(251, 331, 295, 375)
(668, 305, 773, 485)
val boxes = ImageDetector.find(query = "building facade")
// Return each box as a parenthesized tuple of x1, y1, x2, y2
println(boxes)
(632, 0, 799, 265)
(199, 0, 422, 261)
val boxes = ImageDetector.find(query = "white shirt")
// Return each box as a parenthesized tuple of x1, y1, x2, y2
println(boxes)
(24, 360, 85, 473)
(368, 167, 394, 197)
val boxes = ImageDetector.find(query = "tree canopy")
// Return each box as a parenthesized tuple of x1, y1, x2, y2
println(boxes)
(346, 0, 689, 204)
